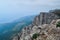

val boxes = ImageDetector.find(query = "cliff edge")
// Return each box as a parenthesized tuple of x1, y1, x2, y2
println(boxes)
(13, 9, 60, 40)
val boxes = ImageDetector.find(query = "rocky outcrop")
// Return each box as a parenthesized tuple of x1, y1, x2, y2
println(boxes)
(18, 19, 60, 40)
(33, 10, 60, 26)
(12, 9, 60, 40)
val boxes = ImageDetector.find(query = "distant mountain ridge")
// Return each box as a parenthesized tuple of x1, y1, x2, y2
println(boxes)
(0, 15, 35, 40)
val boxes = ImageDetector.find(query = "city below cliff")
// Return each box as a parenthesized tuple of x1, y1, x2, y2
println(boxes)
(13, 9, 60, 40)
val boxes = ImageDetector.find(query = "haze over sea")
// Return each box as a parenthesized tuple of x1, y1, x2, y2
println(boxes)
(0, 0, 60, 23)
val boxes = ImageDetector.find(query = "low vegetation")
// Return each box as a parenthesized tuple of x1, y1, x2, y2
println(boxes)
(32, 33, 40, 40)
(56, 21, 60, 27)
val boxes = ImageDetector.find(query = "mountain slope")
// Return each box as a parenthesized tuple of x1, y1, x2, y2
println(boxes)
(13, 9, 60, 40)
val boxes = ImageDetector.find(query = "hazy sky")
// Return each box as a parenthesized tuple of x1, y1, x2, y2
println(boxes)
(0, 0, 60, 23)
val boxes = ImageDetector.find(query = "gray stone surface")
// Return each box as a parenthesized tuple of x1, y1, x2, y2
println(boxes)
(12, 9, 60, 40)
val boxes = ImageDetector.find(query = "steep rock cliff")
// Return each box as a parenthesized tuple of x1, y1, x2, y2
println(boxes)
(12, 9, 60, 40)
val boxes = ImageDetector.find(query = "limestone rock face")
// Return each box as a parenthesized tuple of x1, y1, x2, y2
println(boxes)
(17, 19, 60, 40)
(33, 11, 60, 26)
(32, 19, 60, 40)
(12, 9, 60, 40)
